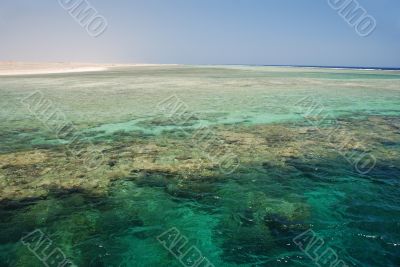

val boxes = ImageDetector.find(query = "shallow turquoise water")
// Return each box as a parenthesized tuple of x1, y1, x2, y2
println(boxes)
(0, 66, 399, 266)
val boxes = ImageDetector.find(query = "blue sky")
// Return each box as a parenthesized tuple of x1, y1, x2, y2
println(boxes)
(1, 0, 399, 67)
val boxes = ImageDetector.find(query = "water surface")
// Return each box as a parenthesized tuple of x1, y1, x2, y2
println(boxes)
(0, 66, 399, 266)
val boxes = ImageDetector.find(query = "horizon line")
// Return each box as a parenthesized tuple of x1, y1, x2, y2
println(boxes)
(1, 61, 399, 71)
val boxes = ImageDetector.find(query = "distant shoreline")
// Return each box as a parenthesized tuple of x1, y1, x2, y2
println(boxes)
(0, 62, 399, 76)
(0, 62, 179, 76)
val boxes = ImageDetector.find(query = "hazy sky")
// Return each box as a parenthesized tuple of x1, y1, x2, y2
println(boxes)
(1, 0, 399, 67)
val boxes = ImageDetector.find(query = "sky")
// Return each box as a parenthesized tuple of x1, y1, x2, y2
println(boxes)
(1, 0, 399, 67)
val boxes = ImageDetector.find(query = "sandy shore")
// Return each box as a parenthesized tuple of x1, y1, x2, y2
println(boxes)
(0, 62, 172, 76)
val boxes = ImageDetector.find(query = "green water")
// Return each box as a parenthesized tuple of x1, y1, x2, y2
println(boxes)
(0, 66, 399, 266)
